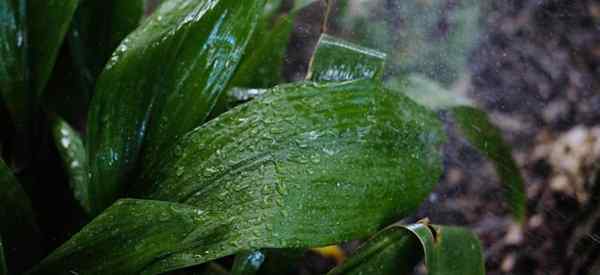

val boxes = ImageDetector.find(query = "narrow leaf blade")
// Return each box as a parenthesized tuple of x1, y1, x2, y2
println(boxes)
(87, 0, 267, 215)
(28, 0, 79, 96)
(0, 0, 31, 135)
(68, 0, 144, 95)
(451, 106, 527, 223)
(51, 117, 91, 214)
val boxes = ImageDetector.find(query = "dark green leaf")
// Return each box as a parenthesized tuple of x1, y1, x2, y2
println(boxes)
(0, 158, 41, 273)
(51, 117, 91, 214)
(387, 75, 527, 223)
(68, 0, 144, 96)
(28, 199, 214, 275)
(231, 13, 295, 88)
(232, 250, 265, 275)
(87, 0, 267, 215)
(0, 0, 31, 135)
(138, 80, 444, 273)
(306, 34, 386, 82)
(0, 235, 6, 275)
(35, 80, 445, 274)
(28, 0, 79, 97)
(328, 222, 485, 275)
(451, 107, 526, 223)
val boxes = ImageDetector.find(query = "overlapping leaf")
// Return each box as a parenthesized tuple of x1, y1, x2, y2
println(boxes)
(28, 0, 79, 96)
(328, 222, 485, 275)
(51, 117, 91, 214)
(87, 0, 267, 215)
(33, 80, 445, 274)
(0, 158, 40, 273)
(68, 0, 144, 95)
(0, 0, 30, 136)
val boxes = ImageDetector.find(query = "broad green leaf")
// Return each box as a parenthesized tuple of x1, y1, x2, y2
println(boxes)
(138, 80, 445, 273)
(387, 75, 526, 223)
(87, 0, 267, 215)
(232, 250, 265, 275)
(328, 223, 485, 275)
(51, 117, 91, 214)
(0, 0, 31, 137)
(0, 235, 6, 275)
(0, 158, 41, 273)
(68, 0, 144, 96)
(28, 0, 79, 97)
(451, 107, 526, 222)
(38, 80, 445, 274)
(306, 34, 386, 82)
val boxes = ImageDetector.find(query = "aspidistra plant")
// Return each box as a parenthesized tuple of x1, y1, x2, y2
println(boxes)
(0, 0, 500, 274)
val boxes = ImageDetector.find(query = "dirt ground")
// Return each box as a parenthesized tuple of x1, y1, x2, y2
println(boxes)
(421, 0, 600, 274)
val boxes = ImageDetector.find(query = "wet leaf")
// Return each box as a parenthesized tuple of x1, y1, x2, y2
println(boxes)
(232, 250, 265, 275)
(138, 79, 444, 272)
(328, 222, 485, 275)
(87, 0, 267, 215)
(0, 0, 31, 138)
(51, 117, 91, 214)
(387, 75, 527, 223)
(28, 0, 79, 97)
(0, 158, 41, 273)
(34, 80, 445, 275)
(306, 34, 386, 82)
(68, 0, 144, 96)
(231, 13, 296, 89)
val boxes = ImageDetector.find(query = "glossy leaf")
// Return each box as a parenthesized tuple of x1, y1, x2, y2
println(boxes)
(307, 34, 386, 82)
(231, 13, 295, 88)
(87, 0, 267, 215)
(0, 235, 6, 275)
(0, 158, 40, 273)
(452, 107, 526, 222)
(37, 80, 444, 274)
(387, 75, 526, 223)
(232, 250, 265, 275)
(28, 0, 79, 96)
(0, 0, 31, 136)
(328, 223, 485, 275)
(51, 117, 91, 214)
(68, 0, 144, 95)
(139, 80, 444, 272)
